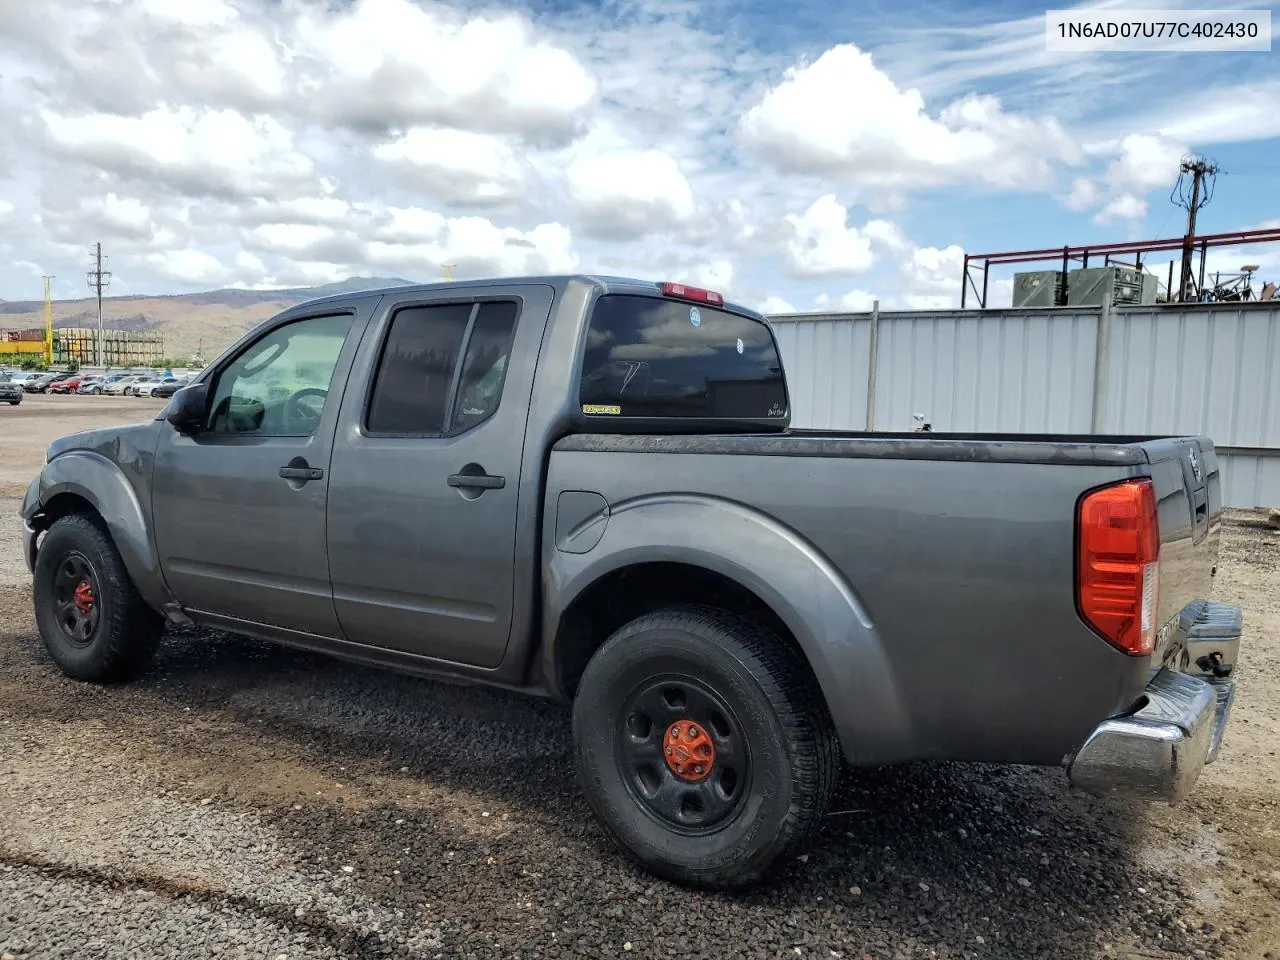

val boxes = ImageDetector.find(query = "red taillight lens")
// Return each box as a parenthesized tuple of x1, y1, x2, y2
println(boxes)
(1077, 479, 1160, 656)
(660, 282, 725, 306)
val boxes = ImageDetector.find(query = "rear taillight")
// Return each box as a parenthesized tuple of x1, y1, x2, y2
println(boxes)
(660, 281, 725, 307)
(1077, 478, 1160, 656)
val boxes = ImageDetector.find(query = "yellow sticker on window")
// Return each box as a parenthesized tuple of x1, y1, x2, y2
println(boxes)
(582, 403, 621, 415)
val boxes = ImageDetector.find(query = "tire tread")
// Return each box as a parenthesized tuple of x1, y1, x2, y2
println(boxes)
(34, 513, 163, 682)
(575, 603, 838, 888)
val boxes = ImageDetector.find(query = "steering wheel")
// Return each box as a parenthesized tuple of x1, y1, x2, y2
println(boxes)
(283, 387, 328, 433)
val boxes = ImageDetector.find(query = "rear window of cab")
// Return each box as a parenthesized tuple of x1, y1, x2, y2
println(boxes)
(578, 294, 788, 420)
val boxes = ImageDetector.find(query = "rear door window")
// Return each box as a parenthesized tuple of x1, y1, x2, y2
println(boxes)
(365, 300, 520, 436)
(579, 294, 787, 419)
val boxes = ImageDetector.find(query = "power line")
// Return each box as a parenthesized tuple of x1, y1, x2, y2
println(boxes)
(86, 242, 111, 367)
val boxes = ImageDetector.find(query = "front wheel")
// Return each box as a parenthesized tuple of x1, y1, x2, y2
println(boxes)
(573, 605, 838, 889)
(33, 514, 164, 682)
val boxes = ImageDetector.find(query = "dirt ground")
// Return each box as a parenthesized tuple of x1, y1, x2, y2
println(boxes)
(0, 394, 168, 497)
(1, 396, 1277, 959)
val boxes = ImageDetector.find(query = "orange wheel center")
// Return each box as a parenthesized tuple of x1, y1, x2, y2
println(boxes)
(73, 580, 95, 615)
(663, 721, 715, 782)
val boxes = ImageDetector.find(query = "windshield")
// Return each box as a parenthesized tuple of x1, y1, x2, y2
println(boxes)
(580, 294, 787, 420)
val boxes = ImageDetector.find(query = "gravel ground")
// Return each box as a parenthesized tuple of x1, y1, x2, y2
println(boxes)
(1, 400, 1278, 959)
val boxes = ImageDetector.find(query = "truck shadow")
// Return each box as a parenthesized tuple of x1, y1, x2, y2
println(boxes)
(10, 625, 1205, 959)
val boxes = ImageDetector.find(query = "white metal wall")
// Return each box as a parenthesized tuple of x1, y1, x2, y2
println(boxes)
(770, 301, 1280, 508)
(770, 315, 871, 429)
(873, 310, 1098, 433)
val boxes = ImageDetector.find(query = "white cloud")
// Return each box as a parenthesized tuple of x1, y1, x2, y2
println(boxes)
(294, 0, 596, 141)
(366, 210, 577, 278)
(1146, 81, 1280, 147)
(901, 244, 965, 309)
(1105, 134, 1185, 194)
(40, 106, 315, 199)
(144, 249, 233, 285)
(671, 259, 734, 293)
(785, 195, 903, 278)
(247, 223, 358, 262)
(1063, 133, 1183, 221)
(0, 0, 1271, 314)
(234, 250, 267, 278)
(137, 0, 237, 28)
(567, 148, 696, 239)
(1064, 178, 1098, 211)
(372, 128, 532, 207)
(742, 44, 1080, 196)
(815, 290, 878, 312)
(758, 295, 797, 314)
(1094, 194, 1148, 225)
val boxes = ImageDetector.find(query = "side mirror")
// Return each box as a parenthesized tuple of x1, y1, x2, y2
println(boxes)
(166, 382, 209, 433)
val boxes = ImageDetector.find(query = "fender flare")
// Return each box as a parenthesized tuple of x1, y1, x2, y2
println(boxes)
(31, 452, 170, 612)
(543, 493, 914, 765)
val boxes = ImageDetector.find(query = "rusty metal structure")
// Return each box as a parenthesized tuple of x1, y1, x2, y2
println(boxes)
(961, 226, 1280, 308)
(1, 327, 164, 366)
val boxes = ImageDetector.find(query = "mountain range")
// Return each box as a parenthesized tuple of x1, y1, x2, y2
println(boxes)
(0, 277, 416, 361)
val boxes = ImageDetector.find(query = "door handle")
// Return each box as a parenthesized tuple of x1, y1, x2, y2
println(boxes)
(447, 473, 505, 490)
(280, 464, 324, 481)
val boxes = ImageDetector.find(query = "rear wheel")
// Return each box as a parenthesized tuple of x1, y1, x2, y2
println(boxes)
(33, 514, 164, 682)
(573, 605, 838, 889)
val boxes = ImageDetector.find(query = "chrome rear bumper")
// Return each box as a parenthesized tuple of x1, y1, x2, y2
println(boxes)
(1067, 601, 1240, 803)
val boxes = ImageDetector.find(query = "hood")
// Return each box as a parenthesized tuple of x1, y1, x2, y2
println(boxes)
(46, 420, 163, 465)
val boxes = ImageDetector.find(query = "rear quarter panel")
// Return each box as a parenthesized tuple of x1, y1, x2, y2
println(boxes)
(547, 445, 1156, 766)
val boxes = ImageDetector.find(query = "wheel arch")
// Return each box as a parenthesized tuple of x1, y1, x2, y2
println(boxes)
(29, 453, 169, 613)
(542, 493, 915, 765)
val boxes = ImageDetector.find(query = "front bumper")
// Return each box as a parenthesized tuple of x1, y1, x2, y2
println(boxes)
(20, 477, 42, 574)
(1067, 601, 1240, 804)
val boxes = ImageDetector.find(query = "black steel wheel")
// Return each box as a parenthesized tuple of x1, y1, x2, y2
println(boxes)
(33, 513, 164, 682)
(573, 605, 838, 889)
(617, 676, 751, 834)
(49, 551, 101, 646)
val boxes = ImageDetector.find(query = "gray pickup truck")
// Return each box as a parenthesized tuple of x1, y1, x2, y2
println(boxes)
(20, 275, 1242, 888)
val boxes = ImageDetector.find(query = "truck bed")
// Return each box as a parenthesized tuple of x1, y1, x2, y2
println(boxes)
(548, 429, 1221, 767)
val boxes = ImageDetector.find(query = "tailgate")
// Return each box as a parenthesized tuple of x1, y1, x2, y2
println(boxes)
(1142, 437, 1222, 662)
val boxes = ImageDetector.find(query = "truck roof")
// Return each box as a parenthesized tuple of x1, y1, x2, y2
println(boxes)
(289, 274, 768, 321)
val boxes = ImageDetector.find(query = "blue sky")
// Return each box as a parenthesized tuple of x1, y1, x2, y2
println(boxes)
(0, 0, 1276, 311)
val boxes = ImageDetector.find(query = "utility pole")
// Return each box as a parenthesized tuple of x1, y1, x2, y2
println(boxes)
(42, 275, 55, 365)
(1175, 156, 1219, 302)
(86, 242, 111, 367)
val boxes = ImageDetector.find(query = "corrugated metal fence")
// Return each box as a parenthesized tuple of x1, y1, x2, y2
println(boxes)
(770, 301, 1280, 509)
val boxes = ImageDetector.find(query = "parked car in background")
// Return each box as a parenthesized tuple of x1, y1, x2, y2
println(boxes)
(105, 375, 143, 395)
(150, 377, 191, 400)
(133, 376, 182, 398)
(78, 374, 132, 395)
(48, 375, 84, 394)
(0, 373, 22, 405)
(23, 373, 59, 393)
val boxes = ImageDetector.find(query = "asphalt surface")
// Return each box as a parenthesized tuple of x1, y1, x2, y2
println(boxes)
(1, 397, 1277, 959)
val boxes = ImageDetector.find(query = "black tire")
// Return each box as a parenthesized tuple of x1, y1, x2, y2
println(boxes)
(573, 605, 838, 889)
(7, 400, 17, 405)
(33, 514, 164, 682)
